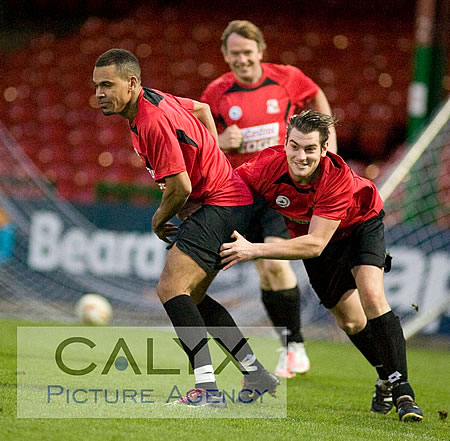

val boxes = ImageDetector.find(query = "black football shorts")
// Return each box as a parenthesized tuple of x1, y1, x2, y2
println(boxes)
(303, 210, 389, 309)
(169, 204, 253, 274)
(245, 196, 291, 243)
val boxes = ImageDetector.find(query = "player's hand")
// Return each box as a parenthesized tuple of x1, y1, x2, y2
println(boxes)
(220, 230, 256, 270)
(152, 220, 179, 243)
(219, 125, 243, 150)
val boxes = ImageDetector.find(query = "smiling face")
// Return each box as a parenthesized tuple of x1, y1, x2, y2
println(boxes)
(93, 64, 135, 117)
(284, 128, 327, 185)
(222, 33, 263, 84)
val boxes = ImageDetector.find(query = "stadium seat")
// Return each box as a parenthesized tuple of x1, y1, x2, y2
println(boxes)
(69, 145, 100, 165)
(357, 121, 391, 159)
(38, 122, 67, 143)
(8, 51, 27, 69)
(55, 179, 79, 201)
(80, 17, 107, 38)
(36, 143, 67, 165)
(20, 140, 41, 160)
(0, 6, 416, 202)
(8, 102, 36, 123)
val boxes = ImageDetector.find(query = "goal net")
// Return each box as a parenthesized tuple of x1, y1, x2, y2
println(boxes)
(0, 122, 169, 325)
(380, 98, 450, 338)
(0, 98, 448, 341)
(0, 122, 299, 331)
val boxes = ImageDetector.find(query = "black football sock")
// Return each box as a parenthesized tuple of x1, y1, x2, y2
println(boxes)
(369, 311, 415, 403)
(197, 295, 264, 378)
(261, 287, 304, 345)
(346, 322, 388, 380)
(163, 295, 217, 391)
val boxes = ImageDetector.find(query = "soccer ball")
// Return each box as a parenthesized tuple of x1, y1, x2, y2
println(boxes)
(75, 293, 112, 325)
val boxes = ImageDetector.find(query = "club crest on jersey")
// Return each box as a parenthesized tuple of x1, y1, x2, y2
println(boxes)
(228, 105, 243, 120)
(276, 195, 290, 208)
(266, 99, 280, 114)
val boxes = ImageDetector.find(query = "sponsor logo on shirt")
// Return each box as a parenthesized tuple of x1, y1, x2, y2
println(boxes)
(276, 195, 290, 208)
(238, 123, 280, 154)
(228, 105, 243, 120)
(266, 99, 280, 114)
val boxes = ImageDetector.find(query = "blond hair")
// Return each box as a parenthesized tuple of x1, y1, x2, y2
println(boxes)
(221, 20, 266, 52)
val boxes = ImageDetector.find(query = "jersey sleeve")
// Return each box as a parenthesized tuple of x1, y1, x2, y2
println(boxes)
(235, 148, 277, 195)
(140, 112, 187, 182)
(282, 65, 319, 108)
(235, 155, 261, 193)
(200, 81, 223, 119)
(172, 95, 195, 112)
(312, 167, 353, 220)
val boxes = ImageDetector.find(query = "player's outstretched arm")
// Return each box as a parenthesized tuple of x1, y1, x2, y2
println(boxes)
(152, 172, 191, 243)
(220, 216, 340, 270)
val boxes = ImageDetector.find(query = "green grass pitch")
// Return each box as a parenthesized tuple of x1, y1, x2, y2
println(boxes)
(0, 319, 448, 441)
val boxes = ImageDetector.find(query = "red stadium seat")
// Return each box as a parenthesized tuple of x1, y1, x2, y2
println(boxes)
(38, 122, 67, 143)
(55, 179, 78, 201)
(69, 145, 100, 165)
(36, 143, 67, 165)
(357, 121, 391, 159)
(8, 102, 36, 123)
(0, 5, 416, 201)
(80, 17, 107, 38)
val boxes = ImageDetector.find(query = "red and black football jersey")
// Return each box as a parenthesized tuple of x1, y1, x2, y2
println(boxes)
(236, 146, 384, 240)
(201, 63, 319, 168)
(129, 88, 252, 206)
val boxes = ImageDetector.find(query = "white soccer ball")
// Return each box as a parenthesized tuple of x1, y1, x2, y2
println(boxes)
(75, 293, 112, 325)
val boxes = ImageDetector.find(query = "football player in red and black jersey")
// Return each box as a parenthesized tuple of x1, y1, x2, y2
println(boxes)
(93, 48, 279, 406)
(220, 110, 423, 422)
(201, 20, 337, 377)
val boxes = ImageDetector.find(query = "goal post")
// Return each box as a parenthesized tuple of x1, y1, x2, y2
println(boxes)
(380, 97, 450, 202)
(380, 97, 450, 339)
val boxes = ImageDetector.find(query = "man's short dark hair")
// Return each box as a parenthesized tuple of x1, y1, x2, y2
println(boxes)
(286, 110, 337, 147)
(95, 48, 141, 84)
